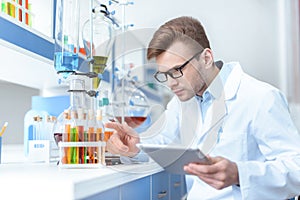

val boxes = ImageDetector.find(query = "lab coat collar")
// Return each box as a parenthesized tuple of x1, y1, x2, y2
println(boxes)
(207, 61, 242, 101)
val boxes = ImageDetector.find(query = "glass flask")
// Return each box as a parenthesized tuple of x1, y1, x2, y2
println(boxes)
(82, 4, 115, 89)
(53, 78, 87, 164)
(98, 90, 114, 142)
(54, 0, 80, 79)
(112, 79, 150, 128)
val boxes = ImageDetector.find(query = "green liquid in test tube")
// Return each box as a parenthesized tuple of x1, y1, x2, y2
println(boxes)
(1, 1, 6, 13)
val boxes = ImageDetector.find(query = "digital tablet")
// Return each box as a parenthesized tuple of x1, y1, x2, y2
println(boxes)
(136, 143, 209, 174)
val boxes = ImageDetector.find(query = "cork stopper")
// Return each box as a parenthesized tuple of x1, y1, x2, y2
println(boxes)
(96, 109, 103, 121)
(88, 109, 94, 120)
(77, 108, 84, 120)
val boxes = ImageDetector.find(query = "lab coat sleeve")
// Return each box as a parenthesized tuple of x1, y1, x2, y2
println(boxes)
(236, 89, 300, 199)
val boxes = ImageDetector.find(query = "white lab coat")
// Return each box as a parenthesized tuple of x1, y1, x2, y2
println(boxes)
(131, 62, 300, 199)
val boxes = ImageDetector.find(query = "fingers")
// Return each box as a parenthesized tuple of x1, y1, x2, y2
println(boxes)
(183, 156, 239, 190)
(105, 122, 126, 135)
(105, 121, 137, 137)
(106, 133, 129, 155)
(105, 121, 140, 157)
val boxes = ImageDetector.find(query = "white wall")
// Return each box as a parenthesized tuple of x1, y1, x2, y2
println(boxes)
(123, 0, 295, 90)
(30, 0, 53, 38)
(1, 0, 300, 144)
(0, 81, 39, 144)
(7, 0, 298, 95)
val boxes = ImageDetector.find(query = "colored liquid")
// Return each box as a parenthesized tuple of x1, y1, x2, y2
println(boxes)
(104, 131, 114, 142)
(54, 52, 79, 79)
(55, 130, 103, 164)
(92, 56, 108, 89)
(53, 133, 62, 146)
(115, 116, 147, 128)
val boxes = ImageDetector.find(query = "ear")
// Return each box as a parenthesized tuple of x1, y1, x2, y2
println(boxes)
(202, 48, 214, 68)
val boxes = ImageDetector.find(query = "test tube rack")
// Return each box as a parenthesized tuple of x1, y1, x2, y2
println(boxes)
(58, 141, 106, 168)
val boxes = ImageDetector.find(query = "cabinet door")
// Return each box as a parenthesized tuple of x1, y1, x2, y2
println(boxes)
(85, 187, 120, 200)
(152, 171, 169, 200)
(170, 174, 186, 200)
(121, 176, 150, 200)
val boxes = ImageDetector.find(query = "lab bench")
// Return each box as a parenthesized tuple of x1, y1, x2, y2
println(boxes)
(0, 145, 187, 200)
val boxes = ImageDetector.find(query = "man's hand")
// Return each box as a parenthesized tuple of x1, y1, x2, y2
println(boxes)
(105, 121, 140, 157)
(184, 156, 239, 190)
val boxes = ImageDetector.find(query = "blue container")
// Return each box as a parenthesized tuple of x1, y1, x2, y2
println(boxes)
(24, 95, 70, 156)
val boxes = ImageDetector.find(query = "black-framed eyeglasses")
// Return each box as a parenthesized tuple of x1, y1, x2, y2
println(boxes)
(153, 50, 204, 83)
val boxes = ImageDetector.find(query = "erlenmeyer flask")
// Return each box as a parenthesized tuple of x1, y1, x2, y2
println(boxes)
(82, 5, 115, 89)
(112, 79, 150, 128)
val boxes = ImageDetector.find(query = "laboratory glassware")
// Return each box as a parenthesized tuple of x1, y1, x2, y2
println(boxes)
(53, 76, 106, 166)
(54, 77, 87, 164)
(82, 3, 115, 89)
(54, 0, 80, 79)
(112, 78, 149, 128)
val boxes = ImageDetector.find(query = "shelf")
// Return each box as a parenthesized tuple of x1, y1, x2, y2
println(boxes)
(0, 14, 70, 93)
(0, 14, 54, 60)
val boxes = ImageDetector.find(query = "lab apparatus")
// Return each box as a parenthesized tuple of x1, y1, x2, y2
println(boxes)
(53, 77, 106, 167)
(54, 0, 80, 79)
(26, 0, 149, 167)
(82, 3, 115, 90)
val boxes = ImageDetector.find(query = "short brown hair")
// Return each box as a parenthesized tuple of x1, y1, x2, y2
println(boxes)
(147, 16, 210, 60)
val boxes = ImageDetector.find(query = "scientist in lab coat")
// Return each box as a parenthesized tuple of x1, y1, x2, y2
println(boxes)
(106, 16, 300, 199)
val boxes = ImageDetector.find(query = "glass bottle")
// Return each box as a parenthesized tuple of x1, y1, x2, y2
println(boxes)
(54, 0, 80, 79)
(53, 78, 88, 165)
(68, 78, 87, 164)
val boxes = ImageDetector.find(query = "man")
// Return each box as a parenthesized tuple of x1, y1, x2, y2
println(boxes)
(106, 16, 300, 199)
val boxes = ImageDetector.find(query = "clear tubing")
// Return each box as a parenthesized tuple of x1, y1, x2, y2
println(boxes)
(120, 1, 126, 124)
(89, 0, 95, 112)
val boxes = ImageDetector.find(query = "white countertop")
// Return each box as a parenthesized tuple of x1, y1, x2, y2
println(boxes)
(0, 145, 163, 200)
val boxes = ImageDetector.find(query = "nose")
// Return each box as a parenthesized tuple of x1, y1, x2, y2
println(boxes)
(166, 75, 179, 88)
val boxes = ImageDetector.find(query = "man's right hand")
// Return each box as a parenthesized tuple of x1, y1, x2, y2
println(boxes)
(105, 121, 140, 157)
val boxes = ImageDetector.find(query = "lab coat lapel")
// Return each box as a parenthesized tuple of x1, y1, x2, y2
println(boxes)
(180, 97, 202, 147)
(200, 92, 227, 154)
(199, 74, 227, 154)
(199, 62, 243, 154)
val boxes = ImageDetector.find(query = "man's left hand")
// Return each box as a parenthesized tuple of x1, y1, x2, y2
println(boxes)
(183, 156, 239, 190)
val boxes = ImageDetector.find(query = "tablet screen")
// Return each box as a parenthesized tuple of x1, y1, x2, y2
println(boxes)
(136, 144, 209, 174)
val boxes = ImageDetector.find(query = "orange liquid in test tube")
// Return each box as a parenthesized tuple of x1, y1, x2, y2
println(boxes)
(18, 0, 22, 22)
(77, 126, 84, 164)
(65, 124, 71, 164)
(88, 127, 95, 163)
(25, 0, 28, 25)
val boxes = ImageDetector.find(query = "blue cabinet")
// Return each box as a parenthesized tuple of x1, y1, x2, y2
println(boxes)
(152, 171, 169, 200)
(170, 174, 187, 200)
(85, 187, 120, 200)
(82, 171, 187, 200)
(121, 176, 151, 200)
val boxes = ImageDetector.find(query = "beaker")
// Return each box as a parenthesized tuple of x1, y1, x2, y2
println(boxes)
(54, 0, 80, 79)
